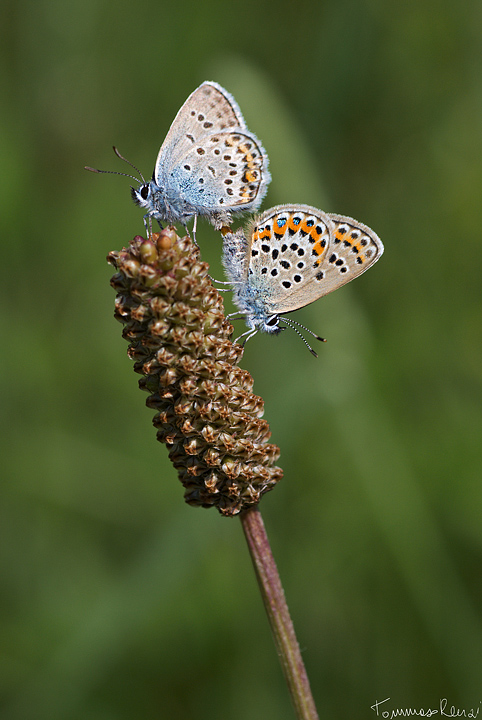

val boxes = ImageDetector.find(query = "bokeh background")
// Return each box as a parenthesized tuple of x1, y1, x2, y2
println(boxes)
(2, 0, 482, 718)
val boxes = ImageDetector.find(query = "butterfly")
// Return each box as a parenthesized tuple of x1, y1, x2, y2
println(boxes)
(222, 204, 384, 355)
(86, 82, 270, 237)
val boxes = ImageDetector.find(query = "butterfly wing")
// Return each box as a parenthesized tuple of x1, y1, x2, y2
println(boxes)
(154, 82, 270, 217)
(155, 82, 247, 177)
(163, 129, 270, 217)
(246, 205, 383, 314)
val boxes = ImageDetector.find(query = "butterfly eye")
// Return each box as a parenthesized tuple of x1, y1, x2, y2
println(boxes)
(266, 316, 279, 327)
(140, 185, 149, 200)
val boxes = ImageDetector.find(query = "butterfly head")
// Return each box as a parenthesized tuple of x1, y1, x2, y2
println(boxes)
(260, 314, 283, 335)
(131, 178, 170, 220)
(130, 182, 152, 210)
(242, 310, 283, 336)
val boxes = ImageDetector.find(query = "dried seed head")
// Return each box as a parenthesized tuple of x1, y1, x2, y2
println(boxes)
(108, 230, 283, 516)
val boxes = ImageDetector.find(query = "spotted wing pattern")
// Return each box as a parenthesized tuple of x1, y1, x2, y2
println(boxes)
(155, 82, 270, 216)
(156, 82, 247, 170)
(246, 205, 383, 314)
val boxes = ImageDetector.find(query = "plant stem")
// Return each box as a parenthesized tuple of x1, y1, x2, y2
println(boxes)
(240, 506, 319, 720)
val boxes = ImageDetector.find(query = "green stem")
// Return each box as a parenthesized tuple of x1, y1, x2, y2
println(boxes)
(240, 506, 319, 720)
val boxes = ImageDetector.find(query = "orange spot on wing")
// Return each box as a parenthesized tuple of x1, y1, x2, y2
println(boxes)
(287, 215, 300, 233)
(238, 143, 254, 164)
(312, 240, 326, 263)
(244, 169, 258, 183)
(273, 220, 287, 236)
(309, 227, 321, 243)
(351, 241, 367, 262)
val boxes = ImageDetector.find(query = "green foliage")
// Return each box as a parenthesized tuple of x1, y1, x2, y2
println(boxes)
(1, 0, 482, 717)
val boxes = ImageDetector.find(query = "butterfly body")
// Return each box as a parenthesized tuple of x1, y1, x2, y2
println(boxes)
(131, 177, 203, 226)
(222, 204, 384, 343)
(131, 81, 271, 231)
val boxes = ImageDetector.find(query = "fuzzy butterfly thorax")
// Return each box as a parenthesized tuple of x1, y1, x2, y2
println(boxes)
(131, 181, 196, 226)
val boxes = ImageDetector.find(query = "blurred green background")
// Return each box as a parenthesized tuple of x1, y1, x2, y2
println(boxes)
(1, 0, 482, 718)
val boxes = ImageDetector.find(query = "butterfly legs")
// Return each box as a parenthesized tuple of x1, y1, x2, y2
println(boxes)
(225, 311, 259, 346)
(143, 211, 164, 239)
(191, 215, 198, 247)
(178, 215, 202, 249)
(233, 327, 259, 347)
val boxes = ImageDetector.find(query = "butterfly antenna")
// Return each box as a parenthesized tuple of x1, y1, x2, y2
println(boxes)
(84, 166, 142, 183)
(112, 146, 146, 183)
(279, 317, 321, 357)
(84, 147, 146, 184)
(280, 316, 326, 343)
